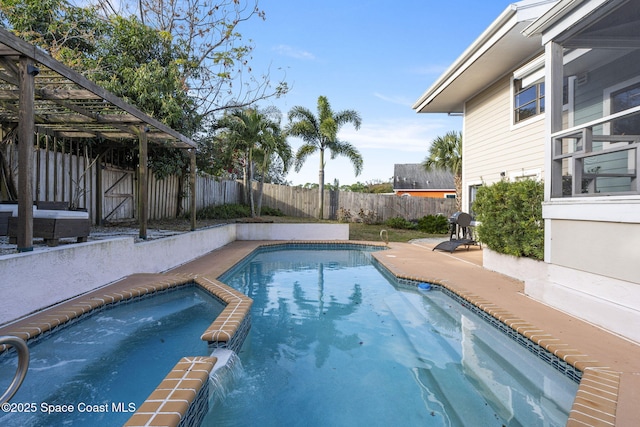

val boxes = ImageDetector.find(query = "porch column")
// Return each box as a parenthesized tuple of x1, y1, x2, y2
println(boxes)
(190, 149, 196, 231)
(17, 57, 37, 252)
(138, 126, 148, 239)
(545, 41, 564, 199)
(544, 41, 564, 263)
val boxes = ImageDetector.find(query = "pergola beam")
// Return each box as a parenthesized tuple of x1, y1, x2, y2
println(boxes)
(17, 56, 35, 252)
(138, 126, 148, 239)
(0, 26, 199, 247)
(0, 27, 196, 149)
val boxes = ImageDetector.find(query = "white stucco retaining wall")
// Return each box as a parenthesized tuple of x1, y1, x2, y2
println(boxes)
(0, 223, 347, 326)
(236, 223, 349, 240)
(483, 247, 640, 344)
(0, 224, 238, 326)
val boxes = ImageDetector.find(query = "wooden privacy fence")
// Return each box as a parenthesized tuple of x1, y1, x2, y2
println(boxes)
(256, 182, 457, 221)
(2, 141, 99, 220)
(1, 143, 243, 223)
(3, 141, 453, 224)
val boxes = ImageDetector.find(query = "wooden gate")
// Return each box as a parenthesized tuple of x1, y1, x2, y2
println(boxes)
(103, 167, 135, 222)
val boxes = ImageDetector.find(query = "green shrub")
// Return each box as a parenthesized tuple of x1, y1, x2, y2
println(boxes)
(384, 216, 416, 230)
(473, 179, 544, 260)
(194, 203, 251, 220)
(260, 206, 285, 216)
(416, 214, 449, 234)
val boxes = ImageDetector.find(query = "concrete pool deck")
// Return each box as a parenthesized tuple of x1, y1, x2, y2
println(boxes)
(2, 238, 638, 426)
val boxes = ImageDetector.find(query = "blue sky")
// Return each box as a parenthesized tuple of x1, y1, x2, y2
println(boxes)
(240, 1, 513, 185)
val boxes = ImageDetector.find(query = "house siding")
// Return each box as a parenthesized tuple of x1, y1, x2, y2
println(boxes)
(463, 75, 545, 209)
(550, 219, 639, 284)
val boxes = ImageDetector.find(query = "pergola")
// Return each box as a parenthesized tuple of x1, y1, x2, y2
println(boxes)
(0, 26, 198, 251)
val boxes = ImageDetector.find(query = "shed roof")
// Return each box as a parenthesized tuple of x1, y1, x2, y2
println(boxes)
(0, 26, 195, 149)
(393, 164, 455, 190)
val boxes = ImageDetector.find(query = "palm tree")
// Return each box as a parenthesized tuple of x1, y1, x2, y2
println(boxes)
(423, 131, 463, 211)
(287, 96, 363, 219)
(216, 108, 284, 217)
(254, 123, 292, 216)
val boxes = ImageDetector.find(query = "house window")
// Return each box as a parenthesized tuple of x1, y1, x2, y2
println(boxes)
(514, 79, 545, 123)
(468, 184, 481, 217)
(611, 81, 640, 135)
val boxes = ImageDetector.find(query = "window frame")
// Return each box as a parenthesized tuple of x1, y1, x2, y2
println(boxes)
(514, 79, 545, 124)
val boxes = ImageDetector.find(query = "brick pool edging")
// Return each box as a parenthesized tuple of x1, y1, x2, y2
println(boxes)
(0, 273, 254, 427)
(124, 356, 217, 427)
(195, 275, 253, 353)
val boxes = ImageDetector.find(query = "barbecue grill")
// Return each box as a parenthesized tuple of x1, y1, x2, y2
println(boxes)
(433, 211, 479, 253)
(448, 211, 472, 240)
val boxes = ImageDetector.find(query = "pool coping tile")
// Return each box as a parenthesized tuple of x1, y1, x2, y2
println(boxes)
(124, 356, 217, 427)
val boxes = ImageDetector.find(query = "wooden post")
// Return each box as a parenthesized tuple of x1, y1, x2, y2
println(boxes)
(17, 57, 36, 252)
(138, 126, 148, 239)
(95, 151, 103, 226)
(190, 149, 196, 231)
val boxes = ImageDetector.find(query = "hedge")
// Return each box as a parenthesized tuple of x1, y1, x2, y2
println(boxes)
(473, 179, 544, 260)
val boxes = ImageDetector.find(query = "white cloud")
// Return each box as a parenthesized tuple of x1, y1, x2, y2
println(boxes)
(273, 44, 316, 60)
(373, 92, 413, 107)
(339, 118, 453, 152)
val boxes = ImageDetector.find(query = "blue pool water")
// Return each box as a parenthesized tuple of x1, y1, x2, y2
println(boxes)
(209, 246, 578, 427)
(0, 286, 224, 426)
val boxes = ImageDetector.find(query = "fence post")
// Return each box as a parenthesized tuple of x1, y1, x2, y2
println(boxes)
(329, 189, 339, 220)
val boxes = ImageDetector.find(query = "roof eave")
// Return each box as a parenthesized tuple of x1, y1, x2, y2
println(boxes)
(412, 5, 518, 113)
(522, 0, 583, 37)
(413, 0, 558, 114)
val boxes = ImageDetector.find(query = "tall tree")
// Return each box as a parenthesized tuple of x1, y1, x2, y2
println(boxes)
(216, 108, 288, 217)
(0, 0, 107, 66)
(2, 0, 289, 162)
(423, 130, 462, 211)
(253, 122, 291, 215)
(287, 96, 363, 219)
(90, 15, 198, 136)
(113, 0, 289, 118)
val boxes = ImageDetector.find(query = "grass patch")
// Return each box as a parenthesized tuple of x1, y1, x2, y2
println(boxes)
(348, 222, 446, 243)
(145, 213, 445, 243)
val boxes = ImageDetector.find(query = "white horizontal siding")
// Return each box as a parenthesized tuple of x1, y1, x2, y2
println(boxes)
(464, 76, 545, 186)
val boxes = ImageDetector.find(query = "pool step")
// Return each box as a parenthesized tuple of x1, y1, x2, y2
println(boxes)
(389, 290, 576, 426)
(382, 291, 506, 426)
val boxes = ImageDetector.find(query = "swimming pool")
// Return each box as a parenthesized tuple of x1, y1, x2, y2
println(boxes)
(0, 286, 224, 426)
(208, 245, 578, 426)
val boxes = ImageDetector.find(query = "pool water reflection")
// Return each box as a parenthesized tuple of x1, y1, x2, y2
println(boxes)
(209, 246, 578, 427)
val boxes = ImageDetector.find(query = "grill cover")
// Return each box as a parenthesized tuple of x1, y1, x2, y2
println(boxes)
(449, 212, 472, 227)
